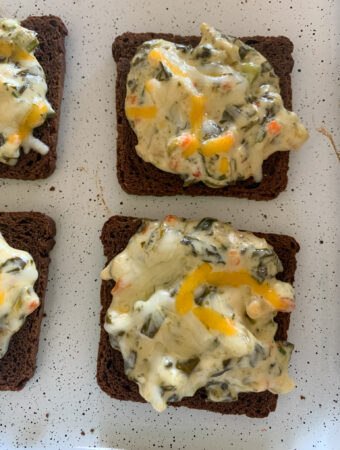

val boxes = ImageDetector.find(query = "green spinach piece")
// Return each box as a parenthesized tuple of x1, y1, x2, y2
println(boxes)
(238, 45, 251, 60)
(194, 285, 217, 306)
(124, 351, 137, 372)
(181, 236, 225, 264)
(155, 62, 172, 81)
(250, 248, 282, 283)
(261, 61, 273, 72)
(194, 45, 212, 59)
(194, 217, 217, 231)
(176, 357, 200, 375)
(211, 358, 233, 377)
(140, 311, 165, 338)
(0, 257, 27, 273)
(219, 105, 241, 124)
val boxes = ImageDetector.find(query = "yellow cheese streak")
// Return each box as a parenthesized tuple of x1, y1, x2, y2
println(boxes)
(175, 263, 290, 336)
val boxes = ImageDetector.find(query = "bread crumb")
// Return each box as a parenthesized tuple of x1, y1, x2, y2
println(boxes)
(95, 168, 112, 215)
(90, 428, 95, 433)
(49, 186, 55, 191)
(317, 126, 340, 162)
(45, 413, 49, 418)
(300, 395, 306, 400)
(81, 431, 85, 436)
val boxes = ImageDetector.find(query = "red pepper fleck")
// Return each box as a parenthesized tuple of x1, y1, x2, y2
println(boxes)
(128, 94, 137, 104)
(141, 223, 149, 235)
(28, 300, 38, 313)
(164, 215, 179, 224)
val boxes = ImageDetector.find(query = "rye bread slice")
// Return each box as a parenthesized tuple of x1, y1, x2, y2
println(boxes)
(97, 216, 300, 418)
(113, 33, 294, 200)
(0, 15, 67, 180)
(0, 212, 56, 390)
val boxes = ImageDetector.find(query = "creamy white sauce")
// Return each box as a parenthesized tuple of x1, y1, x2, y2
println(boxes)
(125, 23, 309, 187)
(0, 232, 39, 358)
(102, 217, 295, 412)
(0, 18, 54, 166)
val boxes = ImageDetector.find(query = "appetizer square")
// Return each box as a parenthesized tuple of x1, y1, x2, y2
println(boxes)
(113, 26, 308, 199)
(0, 212, 55, 390)
(0, 16, 67, 179)
(97, 216, 300, 417)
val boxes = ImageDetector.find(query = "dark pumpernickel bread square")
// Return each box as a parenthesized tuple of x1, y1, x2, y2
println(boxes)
(97, 216, 300, 418)
(113, 33, 294, 200)
(0, 15, 67, 180)
(0, 212, 56, 390)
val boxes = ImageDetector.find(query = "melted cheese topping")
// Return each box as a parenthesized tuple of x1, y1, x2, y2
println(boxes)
(101, 216, 296, 412)
(0, 18, 54, 166)
(0, 232, 39, 358)
(125, 23, 309, 187)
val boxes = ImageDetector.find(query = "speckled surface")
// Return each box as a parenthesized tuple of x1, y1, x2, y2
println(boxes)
(0, 0, 339, 449)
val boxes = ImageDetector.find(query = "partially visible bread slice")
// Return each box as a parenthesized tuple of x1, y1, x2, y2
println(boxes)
(0, 212, 56, 390)
(97, 216, 300, 418)
(0, 15, 67, 180)
(113, 33, 294, 200)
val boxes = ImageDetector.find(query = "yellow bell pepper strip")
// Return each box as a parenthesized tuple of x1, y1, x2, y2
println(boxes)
(175, 134, 200, 158)
(200, 133, 235, 157)
(189, 94, 206, 136)
(148, 49, 187, 77)
(193, 306, 237, 336)
(7, 101, 48, 146)
(125, 105, 157, 119)
(0, 41, 34, 61)
(176, 261, 293, 334)
(174, 95, 206, 158)
(219, 157, 229, 174)
(176, 263, 212, 315)
(207, 270, 294, 312)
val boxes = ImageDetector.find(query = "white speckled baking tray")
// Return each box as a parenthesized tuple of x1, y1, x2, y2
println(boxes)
(0, 0, 339, 449)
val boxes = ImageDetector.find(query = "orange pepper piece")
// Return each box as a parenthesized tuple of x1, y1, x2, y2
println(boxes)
(267, 120, 281, 136)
